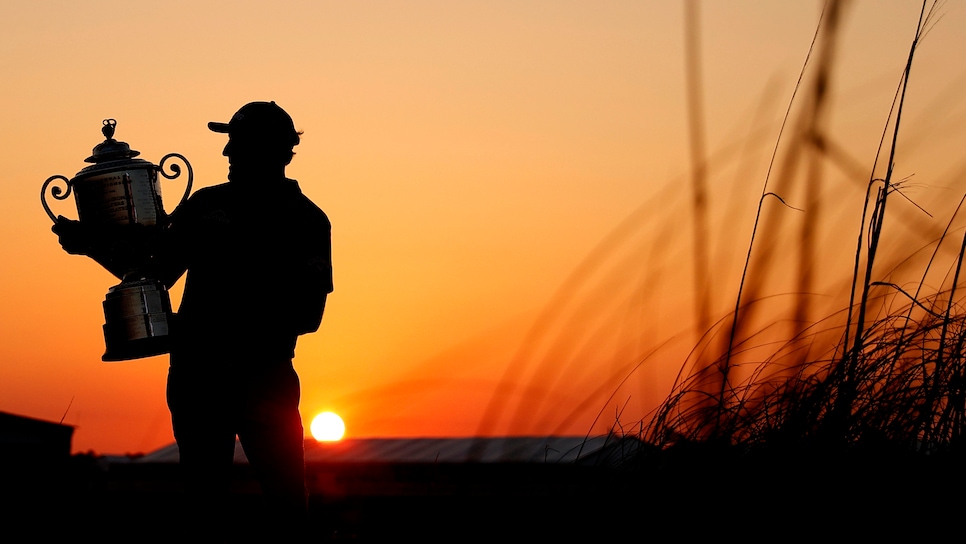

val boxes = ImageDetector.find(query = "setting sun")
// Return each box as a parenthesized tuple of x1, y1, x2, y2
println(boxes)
(310, 412, 346, 442)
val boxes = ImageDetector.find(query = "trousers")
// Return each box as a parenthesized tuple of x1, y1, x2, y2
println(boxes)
(167, 358, 307, 527)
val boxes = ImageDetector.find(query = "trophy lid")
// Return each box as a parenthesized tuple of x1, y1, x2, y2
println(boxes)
(85, 119, 141, 163)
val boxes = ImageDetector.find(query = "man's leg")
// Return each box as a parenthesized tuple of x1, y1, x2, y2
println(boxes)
(167, 365, 238, 527)
(236, 362, 308, 528)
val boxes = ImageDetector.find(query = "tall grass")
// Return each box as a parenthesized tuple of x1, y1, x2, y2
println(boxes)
(461, 1, 965, 467)
(636, 0, 964, 457)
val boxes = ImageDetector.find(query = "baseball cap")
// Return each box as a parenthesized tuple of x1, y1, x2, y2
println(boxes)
(208, 101, 300, 147)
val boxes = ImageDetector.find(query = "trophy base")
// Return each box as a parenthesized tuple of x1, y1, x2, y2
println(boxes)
(101, 279, 174, 362)
(102, 335, 170, 362)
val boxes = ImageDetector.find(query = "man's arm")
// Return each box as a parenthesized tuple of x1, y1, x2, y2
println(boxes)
(143, 202, 196, 289)
(292, 250, 333, 335)
(146, 224, 189, 289)
(289, 201, 333, 335)
(52, 217, 158, 280)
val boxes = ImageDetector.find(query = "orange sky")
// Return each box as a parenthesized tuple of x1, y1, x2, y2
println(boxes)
(2, 1, 966, 454)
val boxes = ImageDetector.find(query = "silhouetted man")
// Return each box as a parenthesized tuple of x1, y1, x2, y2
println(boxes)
(56, 101, 333, 530)
(158, 101, 332, 528)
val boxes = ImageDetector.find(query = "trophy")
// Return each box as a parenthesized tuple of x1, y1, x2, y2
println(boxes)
(42, 119, 192, 362)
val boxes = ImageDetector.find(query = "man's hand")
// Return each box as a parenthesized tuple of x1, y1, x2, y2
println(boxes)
(52, 216, 93, 255)
(50, 218, 145, 280)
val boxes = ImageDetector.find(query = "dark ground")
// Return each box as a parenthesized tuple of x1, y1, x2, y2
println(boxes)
(3, 448, 965, 541)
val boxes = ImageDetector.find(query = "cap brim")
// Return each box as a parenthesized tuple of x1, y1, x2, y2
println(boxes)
(208, 121, 230, 133)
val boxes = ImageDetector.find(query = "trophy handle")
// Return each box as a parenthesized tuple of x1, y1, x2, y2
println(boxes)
(157, 153, 193, 214)
(41, 175, 72, 223)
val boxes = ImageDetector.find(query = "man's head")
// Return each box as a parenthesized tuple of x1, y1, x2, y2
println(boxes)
(209, 101, 300, 176)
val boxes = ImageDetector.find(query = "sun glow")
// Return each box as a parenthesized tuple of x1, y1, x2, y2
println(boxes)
(310, 411, 346, 442)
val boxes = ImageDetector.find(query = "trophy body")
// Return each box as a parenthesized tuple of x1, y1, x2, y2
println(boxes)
(42, 119, 192, 361)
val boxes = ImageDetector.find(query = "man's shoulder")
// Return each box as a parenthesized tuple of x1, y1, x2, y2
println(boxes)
(179, 182, 230, 209)
(170, 182, 229, 221)
(298, 194, 330, 229)
(289, 180, 330, 229)
(189, 182, 232, 201)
